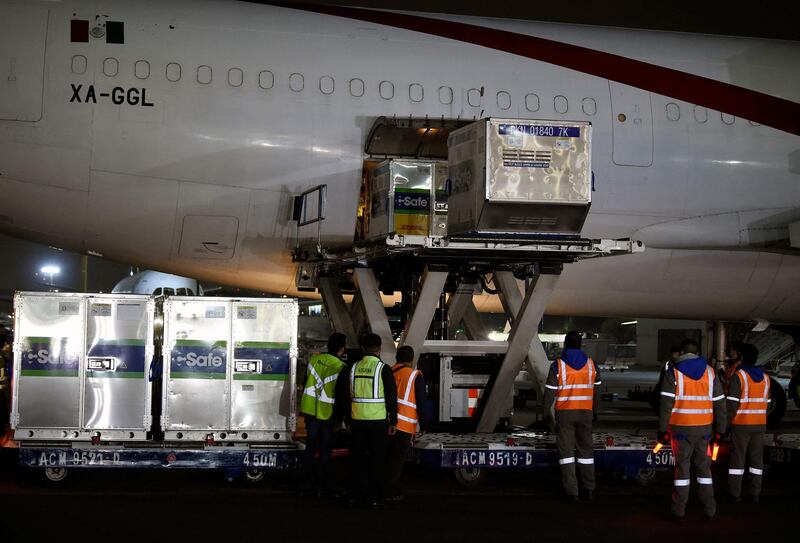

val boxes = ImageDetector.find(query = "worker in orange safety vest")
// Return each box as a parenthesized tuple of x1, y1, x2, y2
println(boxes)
(726, 343, 770, 503)
(543, 331, 602, 501)
(384, 345, 426, 502)
(658, 338, 726, 520)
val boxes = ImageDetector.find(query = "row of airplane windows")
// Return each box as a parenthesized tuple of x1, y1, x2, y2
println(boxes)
(70, 55, 754, 126)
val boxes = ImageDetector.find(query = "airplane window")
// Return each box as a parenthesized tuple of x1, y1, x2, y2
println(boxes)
(379, 81, 394, 100)
(497, 91, 511, 110)
(467, 88, 481, 107)
(164, 288, 175, 296)
(409, 83, 424, 103)
(666, 102, 680, 121)
(197, 65, 212, 85)
(152, 288, 162, 296)
(438, 86, 453, 105)
(582, 97, 597, 116)
(349, 78, 365, 97)
(721, 112, 735, 125)
(320, 76, 335, 95)
(524, 93, 540, 112)
(693, 105, 708, 123)
(166, 62, 181, 82)
(554, 95, 568, 114)
(135, 60, 150, 80)
(258, 70, 274, 90)
(290, 73, 304, 92)
(71, 55, 88, 75)
(103, 57, 119, 77)
(228, 68, 244, 87)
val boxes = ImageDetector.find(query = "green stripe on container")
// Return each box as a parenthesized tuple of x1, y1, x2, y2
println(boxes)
(20, 369, 79, 377)
(394, 209, 429, 214)
(22, 336, 64, 343)
(170, 372, 226, 380)
(87, 372, 145, 379)
(235, 342, 291, 349)
(91, 339, 146, 346)
(395, 188, 430, 194)
(233, 374, 288, 381)
(174, 340, 227, 348)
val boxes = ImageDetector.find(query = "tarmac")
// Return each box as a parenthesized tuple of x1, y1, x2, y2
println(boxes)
(1, 370, 797, 542)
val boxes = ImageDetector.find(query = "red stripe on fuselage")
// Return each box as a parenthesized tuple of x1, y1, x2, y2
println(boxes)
(267, 2, 800, 136)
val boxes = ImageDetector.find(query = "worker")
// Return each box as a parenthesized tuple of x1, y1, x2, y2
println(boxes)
(726, 343, 770, 503)
(543, 331, 602, 501)
(658, 338, 726, 520)
(299, 333, 349, 498)
(722, 341, 744, 393)
(344, 333, 397, 507)
(385, 345, 426, 502)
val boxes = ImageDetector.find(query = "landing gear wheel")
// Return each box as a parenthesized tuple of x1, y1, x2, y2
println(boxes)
(767, 376, 786, 427)
(43, 467, 68, 483)
(243, 469, 265, 483)
(453, 467, 486, 487)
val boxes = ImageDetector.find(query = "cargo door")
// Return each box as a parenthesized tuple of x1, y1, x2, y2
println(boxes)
(14, 295, 85, 430)
(0, 5, 48, 121)
(230, 300, 297, 437)
(83, 297, 152, 432)
(609, 82, 653, 166)
(163, 299, 230, 435)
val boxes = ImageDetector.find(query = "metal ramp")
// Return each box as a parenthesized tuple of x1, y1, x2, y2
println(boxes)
(293, 185, 642, 432)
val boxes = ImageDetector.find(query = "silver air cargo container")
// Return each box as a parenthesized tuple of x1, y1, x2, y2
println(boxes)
(368, 159, 449, 239)
(11, 292, 154, 441)
(161, 297, 298, 442)
(447, 118, 592, 235)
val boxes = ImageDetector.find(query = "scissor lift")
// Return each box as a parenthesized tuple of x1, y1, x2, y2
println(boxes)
(293, 184, 643, 432)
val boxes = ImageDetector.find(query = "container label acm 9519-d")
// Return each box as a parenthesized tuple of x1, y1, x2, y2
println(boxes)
(448, 450, 538, 468)
(34, 451, 123, 467)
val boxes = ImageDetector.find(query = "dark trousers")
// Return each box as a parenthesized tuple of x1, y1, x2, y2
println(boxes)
(671, 433, 715, 517)
(349, 420, 388, 502)
(303, 415, 334, 493)
(728, 428, 764, 498)
(555, 411, 595, 496)
(386, 431, 413, 497)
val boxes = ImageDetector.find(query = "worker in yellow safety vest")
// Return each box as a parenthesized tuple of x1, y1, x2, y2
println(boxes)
(543, 331, 602, 501)
(299, 333, 348, 498)
(344, 333, 397, 508)
(385, 345, 427, 502)
(658, 338, 726, 520)
(726, 343, 770, 503)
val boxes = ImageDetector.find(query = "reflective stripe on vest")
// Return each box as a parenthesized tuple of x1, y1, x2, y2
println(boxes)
(393, 365, 420, 434)
(350, 356, 387, 421)
(555, 359, 595, 411)
(669, 366, 714, 427)
(732, 369, 770, 426)
(300, 353, 344, 421)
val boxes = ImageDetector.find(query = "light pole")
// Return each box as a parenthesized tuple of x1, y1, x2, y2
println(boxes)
(40, 265, 60, 291)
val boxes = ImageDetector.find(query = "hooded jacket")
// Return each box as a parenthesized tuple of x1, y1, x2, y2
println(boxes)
(542, 349, 602, 418)
(726, 364, 771, 432)
(658, 353, 726, 435)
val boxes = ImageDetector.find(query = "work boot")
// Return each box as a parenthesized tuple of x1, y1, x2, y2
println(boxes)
(582, 490, 594, 501)
(728, 493, 741, 504)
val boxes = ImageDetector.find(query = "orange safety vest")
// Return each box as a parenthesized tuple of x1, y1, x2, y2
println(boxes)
(555, 358, 596, 411)
(393, 365, 421, 434)
(731, 369, 770, 426)
(669, 366, 715, 427)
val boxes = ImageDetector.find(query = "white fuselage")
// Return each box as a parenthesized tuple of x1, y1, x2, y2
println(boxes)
(0, 0, 799, 322)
